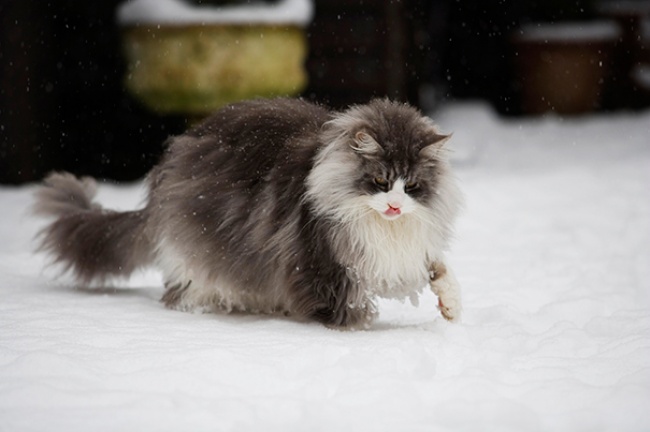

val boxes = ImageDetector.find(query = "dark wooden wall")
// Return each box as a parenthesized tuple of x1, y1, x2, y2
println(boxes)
(1, 0, 647, 184)
(0, 0, 184, 184)
(304, 0, 430, 108)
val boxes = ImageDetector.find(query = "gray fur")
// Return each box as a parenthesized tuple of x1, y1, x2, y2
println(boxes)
(34, 98, 462, 328)
(35, 173, 153, 284)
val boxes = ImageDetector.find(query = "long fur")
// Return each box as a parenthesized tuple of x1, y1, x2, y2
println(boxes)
(34, 172, 153, 284)
(34, 98, 463, 328)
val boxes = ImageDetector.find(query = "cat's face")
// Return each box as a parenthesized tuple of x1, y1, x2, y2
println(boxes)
(367, 178, 417, 220)
(368, 177, 418, 220)
(307, 99, 453, 224)
(350, 124, 448, 222)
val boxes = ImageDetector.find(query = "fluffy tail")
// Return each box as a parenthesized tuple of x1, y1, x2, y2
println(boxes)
(33, 172, 154, 284)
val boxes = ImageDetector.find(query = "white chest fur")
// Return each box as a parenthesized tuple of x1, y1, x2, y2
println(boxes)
(336, 211, 443, 303)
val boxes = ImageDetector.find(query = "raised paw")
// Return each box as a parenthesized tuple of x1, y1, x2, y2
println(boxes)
(429, 261, 462, 322)
(437, 294, 461, 322)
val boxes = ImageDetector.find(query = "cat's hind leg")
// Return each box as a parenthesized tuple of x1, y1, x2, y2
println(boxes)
(160, 275, 248, 314)
(429, 260, 462, 322)
(161, 280, 192, 309)
(290, 267, 377, 329)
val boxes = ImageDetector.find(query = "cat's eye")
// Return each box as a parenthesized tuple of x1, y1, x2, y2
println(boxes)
(405, 181, 419, 191)
(374, 177, 388, 186)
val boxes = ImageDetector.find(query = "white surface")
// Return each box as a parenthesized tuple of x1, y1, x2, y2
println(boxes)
(117, 0, 313, 26)
(1, 103, 649, 431)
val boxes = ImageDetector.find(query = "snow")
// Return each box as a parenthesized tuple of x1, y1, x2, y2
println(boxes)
(117, 0, 313, 26)
(1, 102, 650, 431)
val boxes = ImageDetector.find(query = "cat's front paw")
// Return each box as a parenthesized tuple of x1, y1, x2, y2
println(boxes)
(437, 291, 462, 322)
(429, 262, 462, 322)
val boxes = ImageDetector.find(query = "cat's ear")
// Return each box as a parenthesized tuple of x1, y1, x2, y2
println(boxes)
(350, 131, 382, 155)
(420, 132, 452, 159)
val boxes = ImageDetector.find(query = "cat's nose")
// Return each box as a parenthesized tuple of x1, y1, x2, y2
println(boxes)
(386, 192, 403, 209)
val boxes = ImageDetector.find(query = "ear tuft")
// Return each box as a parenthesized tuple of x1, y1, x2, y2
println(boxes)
(432, 132, 452, 147)
(420, 132, 452, 159)
(350, 130, 382, 155)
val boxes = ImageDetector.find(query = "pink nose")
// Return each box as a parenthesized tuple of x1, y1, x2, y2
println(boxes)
(386, 192, 403, 209)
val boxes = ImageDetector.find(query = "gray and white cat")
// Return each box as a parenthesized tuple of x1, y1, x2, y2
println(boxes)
(34, 98, 463, 328)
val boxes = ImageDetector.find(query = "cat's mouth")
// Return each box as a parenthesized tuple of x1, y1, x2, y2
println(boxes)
(383, 205, 402, 218)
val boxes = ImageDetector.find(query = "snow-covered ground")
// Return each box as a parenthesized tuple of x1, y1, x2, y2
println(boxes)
(1, 102, 649, 431)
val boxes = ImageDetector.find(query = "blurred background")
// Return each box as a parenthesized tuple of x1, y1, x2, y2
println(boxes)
(1, 0, 649, 184)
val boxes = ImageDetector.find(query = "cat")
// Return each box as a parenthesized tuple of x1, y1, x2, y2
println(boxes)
(34, 98, 463, 329)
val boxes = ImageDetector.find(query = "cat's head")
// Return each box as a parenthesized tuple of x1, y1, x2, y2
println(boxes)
(307, 99, 460, 224)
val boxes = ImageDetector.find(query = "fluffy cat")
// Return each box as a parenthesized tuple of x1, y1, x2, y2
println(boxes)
(34, 98, 463, 329)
